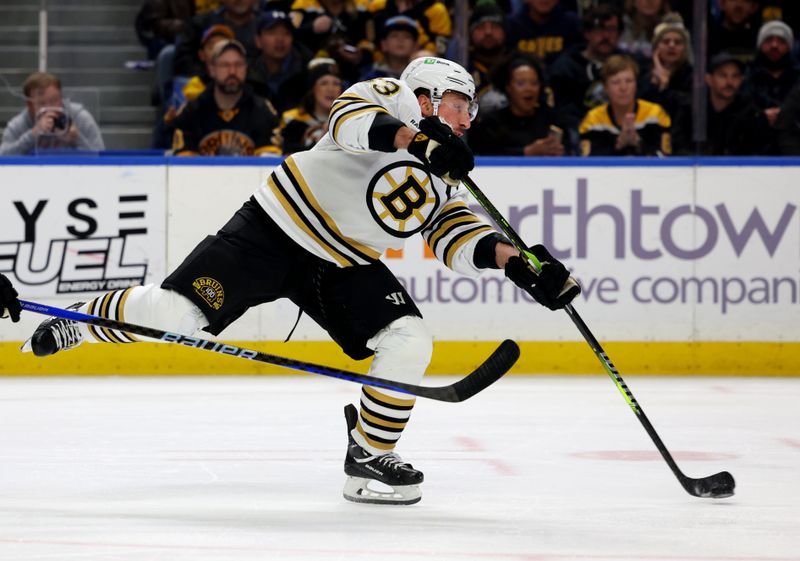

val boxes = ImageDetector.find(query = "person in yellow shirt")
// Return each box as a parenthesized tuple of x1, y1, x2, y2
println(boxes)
(579, 54, 672, 156)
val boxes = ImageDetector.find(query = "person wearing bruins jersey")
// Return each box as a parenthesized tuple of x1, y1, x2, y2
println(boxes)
(171, 39, 282, 156)
(579, 54, 672, 156)
(22, 57, 580, 505)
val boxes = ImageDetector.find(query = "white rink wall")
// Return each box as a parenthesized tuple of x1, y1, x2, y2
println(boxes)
(1, 157, 799, 375)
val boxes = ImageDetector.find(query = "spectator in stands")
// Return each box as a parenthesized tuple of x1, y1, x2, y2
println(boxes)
(774, 80, 800, 154)
(708, 0, 760, 63)
(173, 24, 236, 111)
(506, 0, 582, 68)
(469, 54, 568, 156)
(467, 0, 509, 104)
(674, 52, 772, 155)
(579, 54, 671, 156)
(549, 4, 623, 141)
(618, 0, 670, 60)
(248, 10, 314, 112)
(290, 0, 373, 83)
(639, 13, 693, 123)
(173, 0, 262, 78)
(746, 19, 798, 125)
(0, 72, 105, 155)
(368, 0, 452, 57)
(361, 15, 418, 79)
(135, 0, 201, 60)
(281, 58, 343, 153)
(171, 39, 282, 155)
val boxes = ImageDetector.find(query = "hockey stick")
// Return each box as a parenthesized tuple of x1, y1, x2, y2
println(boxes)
(461, 175, 735, 499)
(19, 300, 519, 403)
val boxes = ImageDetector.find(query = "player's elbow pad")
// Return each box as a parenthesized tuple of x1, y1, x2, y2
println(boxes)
(368, 113, 406, 152)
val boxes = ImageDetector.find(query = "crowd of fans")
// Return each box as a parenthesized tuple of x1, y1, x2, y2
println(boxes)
(4, 0, 800, 156)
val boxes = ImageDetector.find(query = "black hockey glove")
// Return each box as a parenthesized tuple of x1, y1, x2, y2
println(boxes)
(407, 116, 474, 186)
(0, 273, 22, 323)
(505, 245, 581, 311)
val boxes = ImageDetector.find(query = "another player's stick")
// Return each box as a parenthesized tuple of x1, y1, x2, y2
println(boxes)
(19, 300, 519, 403)
(460, 175, 735, 499)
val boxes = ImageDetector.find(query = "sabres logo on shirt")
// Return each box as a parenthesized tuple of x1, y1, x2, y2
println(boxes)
(367, 162, 439, 238)
(192, 277, 224, 310)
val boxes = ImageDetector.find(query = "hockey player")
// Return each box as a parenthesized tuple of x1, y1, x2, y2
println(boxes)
(21, 57, 580, 505)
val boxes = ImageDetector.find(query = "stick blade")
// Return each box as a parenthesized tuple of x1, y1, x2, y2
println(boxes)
(448, 339, 520, 402)
(685, 471, 736, 499)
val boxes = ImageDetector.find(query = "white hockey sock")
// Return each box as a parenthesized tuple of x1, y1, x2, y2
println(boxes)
(351, 316, 433, 455)
(79, 284, 208, 344)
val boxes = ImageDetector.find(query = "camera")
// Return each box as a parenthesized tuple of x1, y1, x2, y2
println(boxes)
(36, 106, 69, 133)
(53, 113, 68, 131)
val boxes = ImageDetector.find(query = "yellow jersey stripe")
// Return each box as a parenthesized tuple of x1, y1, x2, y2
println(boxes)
(444, 225, 494, 269)
(427, 214, 482, 253)
(267, 174, 354, 267)
(284, 158, 382, 261)
(333, 106, 389, 143)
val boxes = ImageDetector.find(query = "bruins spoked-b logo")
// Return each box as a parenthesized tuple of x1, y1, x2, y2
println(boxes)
(193, 277, 225, 310)
(367, 162, 439, 237)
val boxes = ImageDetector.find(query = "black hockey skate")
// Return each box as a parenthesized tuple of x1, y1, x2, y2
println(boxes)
(21, 302, 85, 357)
(342, 403, 423, 505)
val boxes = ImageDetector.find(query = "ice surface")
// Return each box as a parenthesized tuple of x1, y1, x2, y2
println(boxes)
(0, 375, 798, 561)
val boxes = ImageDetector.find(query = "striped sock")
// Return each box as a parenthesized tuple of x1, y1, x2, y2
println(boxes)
(82, 288, 139, 344)
(354, 385, 416, 454)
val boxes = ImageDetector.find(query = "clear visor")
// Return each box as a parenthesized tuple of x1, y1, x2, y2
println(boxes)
(436, 91, 479, 121)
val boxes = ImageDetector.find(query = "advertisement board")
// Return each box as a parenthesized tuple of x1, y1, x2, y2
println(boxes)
(1, 160, 798, 374)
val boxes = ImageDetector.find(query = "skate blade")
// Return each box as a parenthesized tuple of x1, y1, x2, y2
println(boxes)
(20, 337, 33, 353)
(343, 477, 421, 505)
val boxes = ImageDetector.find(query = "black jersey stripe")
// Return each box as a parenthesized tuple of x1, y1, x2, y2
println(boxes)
(329, 97, 369, 119)
(426, 214, 483, 253)
(443, 225, 494, 269)
(332, 105, 388, 143)
(268, 173, 357, 267)
(422, 207, 474, 237)
(428, 205, 473, 226)
(281, 159, 381, 263)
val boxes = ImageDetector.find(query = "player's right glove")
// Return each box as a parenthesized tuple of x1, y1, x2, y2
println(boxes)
(504, 245, 581, 311)
(0, 273, 22, 323)
(407, 116, 474, 186)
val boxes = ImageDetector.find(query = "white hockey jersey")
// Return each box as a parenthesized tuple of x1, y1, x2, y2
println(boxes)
(254, 77, 497, 277)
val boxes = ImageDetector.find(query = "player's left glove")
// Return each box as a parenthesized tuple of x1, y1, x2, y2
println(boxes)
(407, 116, 474, 186)
(505, 245, 580, 311)
(0, 273, 22, 322)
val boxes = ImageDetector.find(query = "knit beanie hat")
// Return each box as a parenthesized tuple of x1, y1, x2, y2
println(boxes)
(756, 20, 794, 49)
(652, 13, 691, 49)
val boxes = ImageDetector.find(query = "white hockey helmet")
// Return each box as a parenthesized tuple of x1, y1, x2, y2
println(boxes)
(400, 56, 478, 120)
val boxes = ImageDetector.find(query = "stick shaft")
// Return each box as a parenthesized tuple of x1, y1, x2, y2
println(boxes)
(460, 175, 691, 480)
(19, 299, 518, 402)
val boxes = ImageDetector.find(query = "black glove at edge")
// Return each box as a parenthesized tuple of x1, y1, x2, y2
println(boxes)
(0, 273, 22, 323)
(407, 116, 474, 186)
(504, 244, 581, 310)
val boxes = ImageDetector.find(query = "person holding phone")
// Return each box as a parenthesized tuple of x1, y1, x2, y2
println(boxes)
(468, 54, 569, 156)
